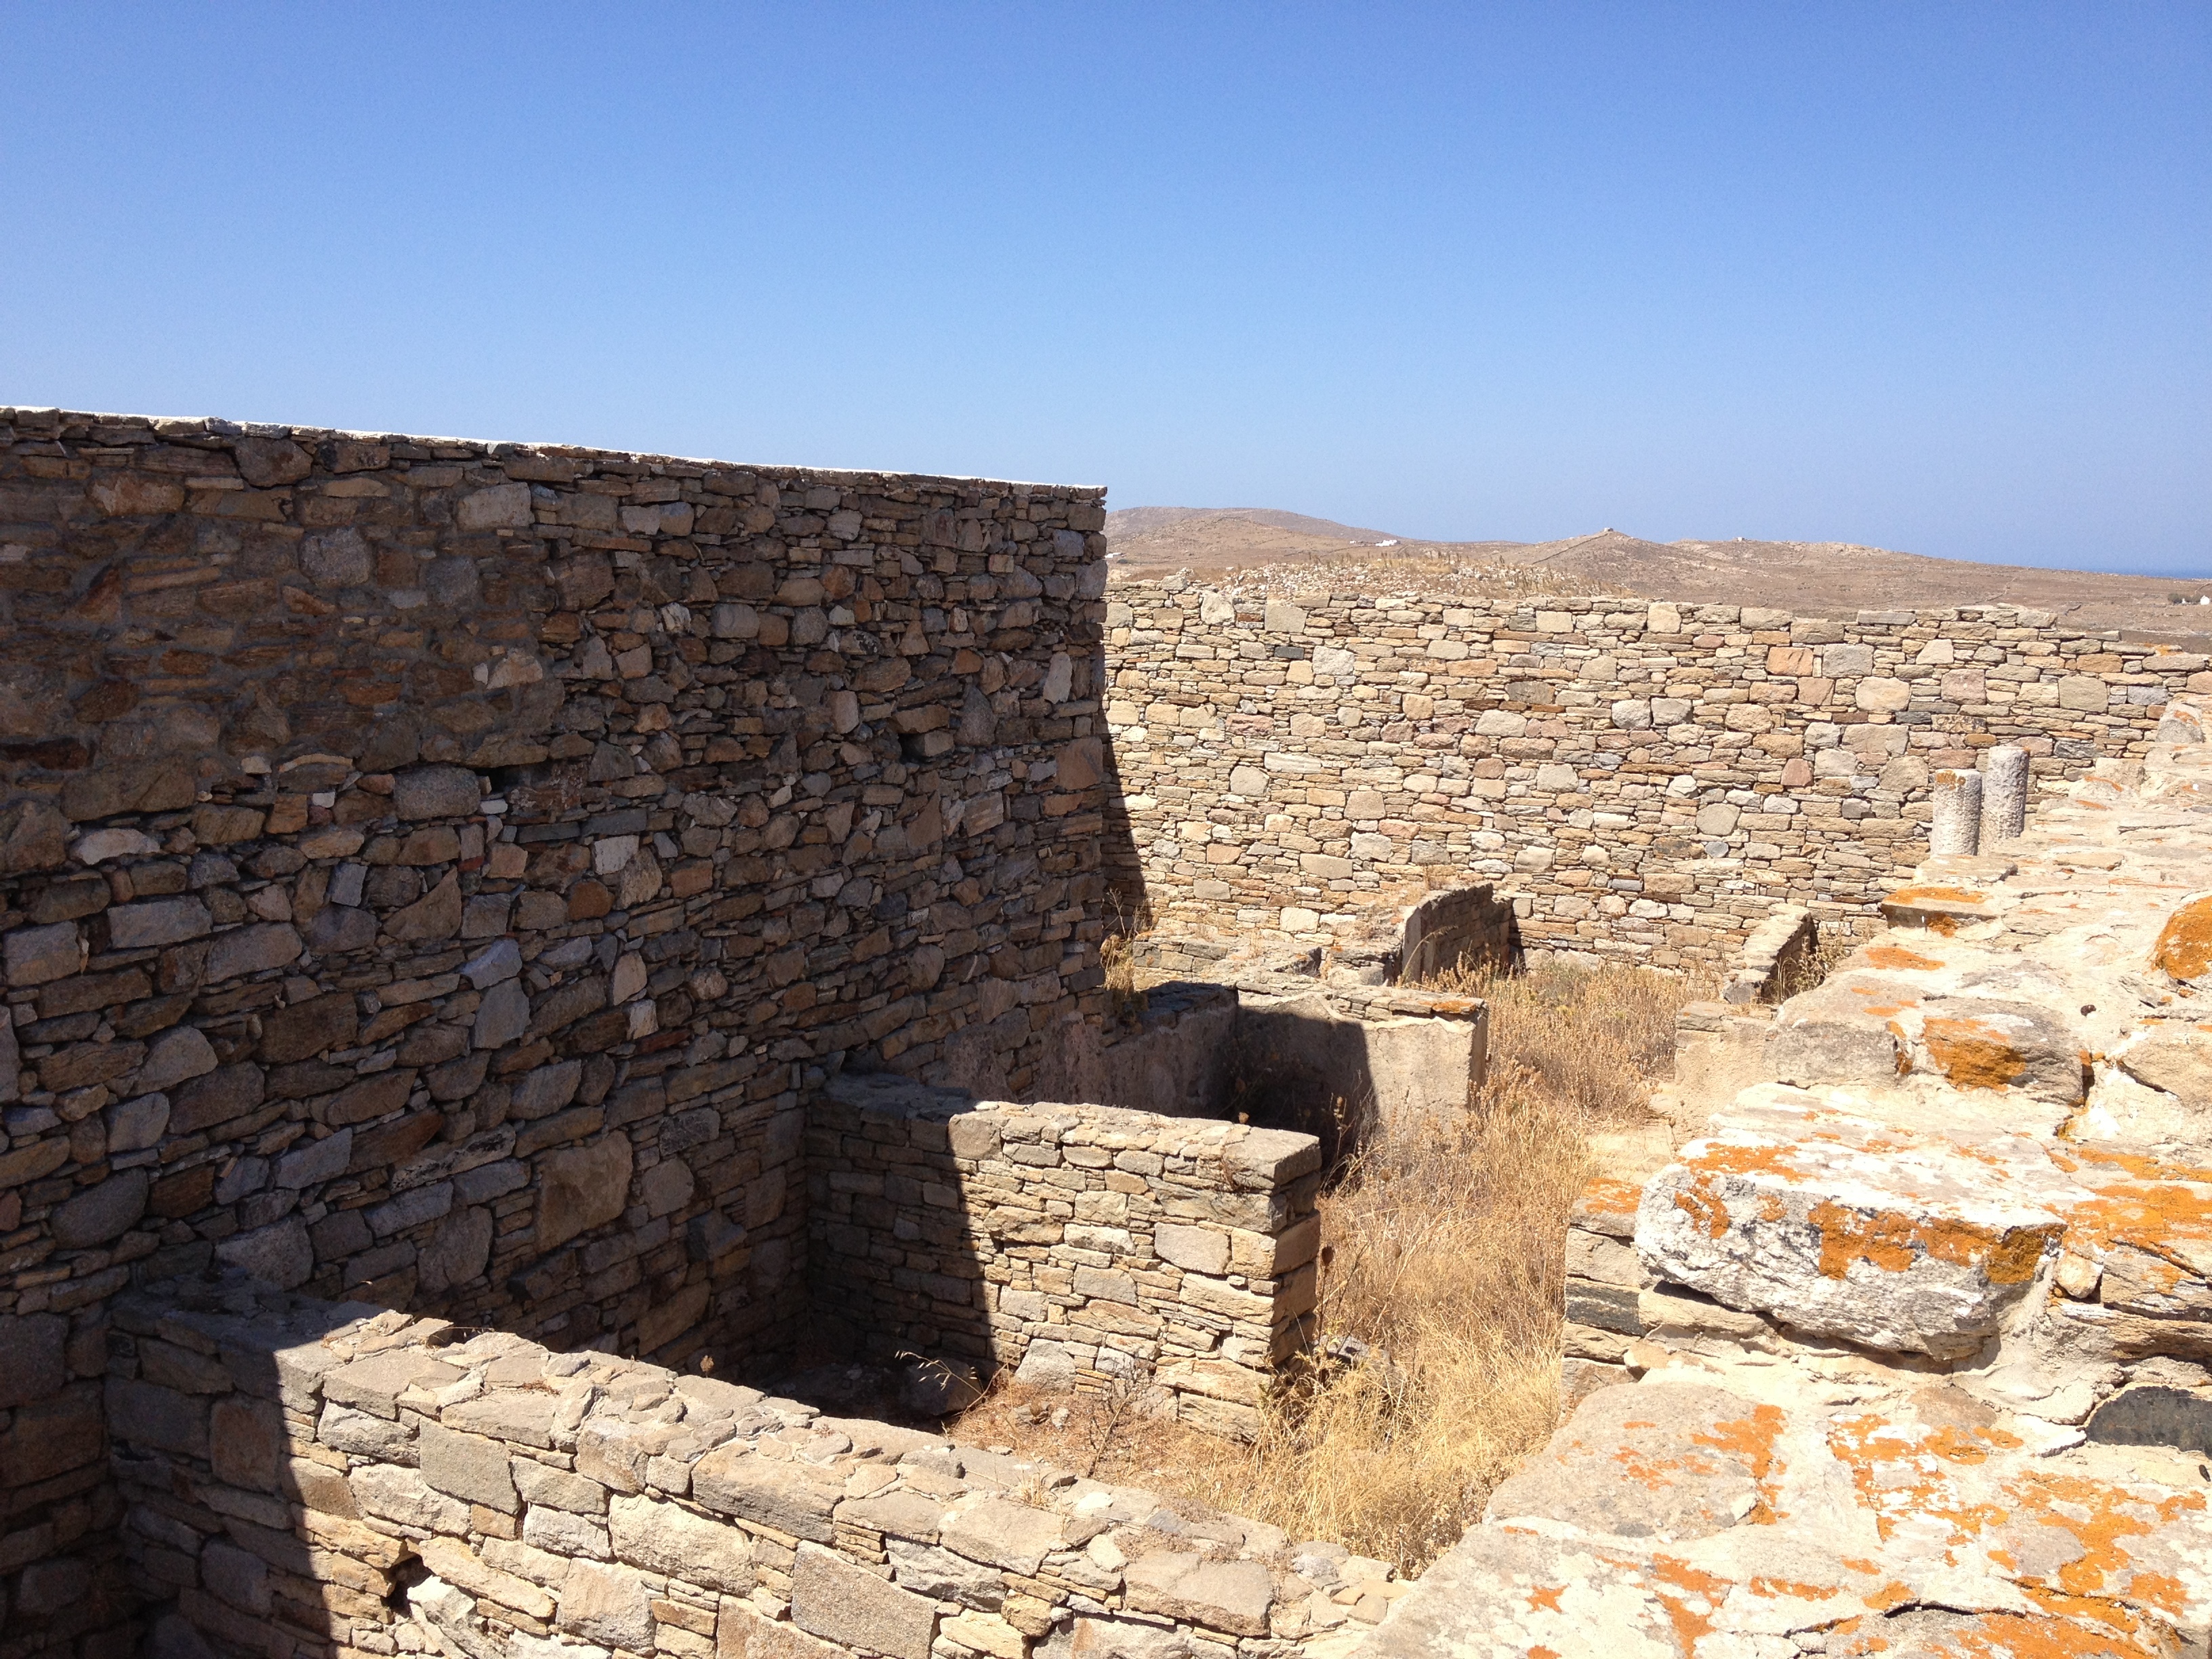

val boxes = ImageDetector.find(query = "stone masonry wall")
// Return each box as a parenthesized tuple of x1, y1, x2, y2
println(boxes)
(105, 1271, 1349, 1659)
(1106, 579, 2212, 970)
(0, 408, 1114, 1659)
(806, 1075, 1322, 1438)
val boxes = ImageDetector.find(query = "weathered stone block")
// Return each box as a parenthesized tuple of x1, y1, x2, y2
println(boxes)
(691, 1447, 840, 1542)
(1121, 1552, 1273, 1637)
(609, 1492, 756, 1593)
(939, 1497, 1065, 1575)
(792, 1542, 937, 1659)
(421, 1422, 518, 1511)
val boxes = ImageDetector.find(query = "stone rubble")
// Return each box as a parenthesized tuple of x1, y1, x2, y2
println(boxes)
(1373, 699, 2212, 1656)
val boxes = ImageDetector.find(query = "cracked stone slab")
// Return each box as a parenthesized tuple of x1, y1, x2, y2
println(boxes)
(1637, 1088, 2076, 1356)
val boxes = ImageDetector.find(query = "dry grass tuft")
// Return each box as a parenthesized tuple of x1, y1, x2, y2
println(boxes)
(1099, 893, 1158, 1024)
(954, 958, 1704, 1573)
(1766, 925, 1853, 1003)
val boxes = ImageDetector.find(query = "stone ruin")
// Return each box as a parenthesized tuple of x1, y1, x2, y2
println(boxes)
(1385, 701, 2212, 1654)
(10, 405, 2212, 1659)
(0, 410, 1487, 1659)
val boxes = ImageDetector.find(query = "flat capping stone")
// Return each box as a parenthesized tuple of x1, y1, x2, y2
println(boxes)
(0, 407, 1111, 497)
(818, 1073, 1322, 1179)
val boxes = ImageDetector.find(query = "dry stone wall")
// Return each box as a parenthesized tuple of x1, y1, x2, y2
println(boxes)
(0, 408, 1114, 1659)
(104, 1271, 1352, 1659)
(806, 1076, 1322, 1437)
(1107, 578, 2212, 970)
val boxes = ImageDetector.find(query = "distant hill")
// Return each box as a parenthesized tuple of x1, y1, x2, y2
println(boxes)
(1106, 506, 1405, 544)
(1102, 510, 2212, 637)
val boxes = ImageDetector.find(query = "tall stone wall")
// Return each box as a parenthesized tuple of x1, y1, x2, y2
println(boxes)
(1106, 579, 2211, 970)
(0, 408, 1115, 1659)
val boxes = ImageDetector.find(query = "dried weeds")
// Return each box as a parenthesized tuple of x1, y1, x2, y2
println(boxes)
(954, 958, 1705, 1574)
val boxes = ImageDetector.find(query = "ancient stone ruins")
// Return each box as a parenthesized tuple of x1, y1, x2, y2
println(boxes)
(7, 407, 2212, 1659)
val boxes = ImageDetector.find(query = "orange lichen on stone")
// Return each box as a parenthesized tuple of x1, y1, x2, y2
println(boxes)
(2052, 1149, 2212, 1273)
(2153, 894, 2212, 981)
(1888, 886, 1991, 906)
(1922, 1017, 2030, 1090)
(1673, 1186, 1730, 1239)
(2004, 1470, 2204, 1612)
(1806, 1200, 2057, 1284)
(1574, 1176, 1646, 1224)
(1824, 1414, 2017, 1542)
(1691, 1402, 1788, 1522)
(1835, 1607, 2164, 1658)
(1865, 944, 1947, 972)
(1600, 1434, 1736, 1499)
(2015, 1589, 2171, 1659)
(1646, 1555, 1730, 1654)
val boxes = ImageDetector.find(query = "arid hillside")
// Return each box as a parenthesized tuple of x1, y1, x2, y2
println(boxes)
(1105, 508, 2212, 636)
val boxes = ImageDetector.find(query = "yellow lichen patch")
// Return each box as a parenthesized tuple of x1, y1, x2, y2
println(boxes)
(1865, 943, 1947, 972)
(1805, 1200, 2057, 1285)
(2153, 894, 2212, 981)
(1923, 1017, 2030, 1090)
(1888, 886, 1992, 907)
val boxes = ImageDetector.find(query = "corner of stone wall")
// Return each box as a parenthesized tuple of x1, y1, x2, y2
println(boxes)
(808, 1073, 1322, 1437)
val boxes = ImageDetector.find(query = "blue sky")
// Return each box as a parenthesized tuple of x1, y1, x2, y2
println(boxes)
(2, 3, 2206, 570)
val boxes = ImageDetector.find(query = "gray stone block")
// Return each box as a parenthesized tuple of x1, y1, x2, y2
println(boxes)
(106, 899, 211, 949)
(393, 765, 483, 820)
(0, 1313, 66, 1408)
(51, 1168, 148, 1247)
(420, 1422, 518, 1511)
(608, 1492, 756, 1593)
(691, 1446, 840, 1542)
(4, 920, 82, 985)
(792, 1542, 938, 1659)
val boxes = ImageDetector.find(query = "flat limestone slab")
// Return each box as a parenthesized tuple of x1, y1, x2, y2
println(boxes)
(1637, 1088, 2076, 1357)
(1366, 1376, 2210, 1658)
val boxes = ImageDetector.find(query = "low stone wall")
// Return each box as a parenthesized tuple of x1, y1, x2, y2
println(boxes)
(806, 1076, 1322, 1436)
(1107, 579, 2212, 970)
(1090, 970, 1484, 1160)
(108, 1271, 1346, 1659)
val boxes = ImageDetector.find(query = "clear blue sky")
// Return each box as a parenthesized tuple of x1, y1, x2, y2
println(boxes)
(3, 4, 2206, 571)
